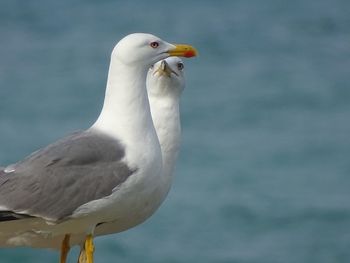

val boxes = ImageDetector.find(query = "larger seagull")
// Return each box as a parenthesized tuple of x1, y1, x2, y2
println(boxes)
(0, 33, 197, 263)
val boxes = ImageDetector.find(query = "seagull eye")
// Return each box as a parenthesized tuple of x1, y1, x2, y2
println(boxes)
(150, 41, 159, 48)
(177, 62, 184, 70)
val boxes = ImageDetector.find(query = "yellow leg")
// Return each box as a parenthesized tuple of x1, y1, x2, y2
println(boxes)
(84, 234, 95, 263)
(78, 245, 87, 263)
(77, 245, 87, 263)
(60, 234, 70, 263)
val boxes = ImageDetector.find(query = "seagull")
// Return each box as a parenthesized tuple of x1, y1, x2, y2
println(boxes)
(0, 33, 197, 263)
(147, 57, 186, 197)
(76, 56, 187, 262)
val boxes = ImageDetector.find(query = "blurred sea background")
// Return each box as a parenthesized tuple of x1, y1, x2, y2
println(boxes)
(0, 0, 350, 262)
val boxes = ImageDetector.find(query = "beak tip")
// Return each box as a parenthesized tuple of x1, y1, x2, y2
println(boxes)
(160, 60, 167, 70)
(184, 49, 198, 58)
(168, 44, 198, 58)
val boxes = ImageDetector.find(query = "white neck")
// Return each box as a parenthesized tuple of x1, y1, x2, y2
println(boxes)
(91, 56, 160, 165)
(148, 94, 181, 190)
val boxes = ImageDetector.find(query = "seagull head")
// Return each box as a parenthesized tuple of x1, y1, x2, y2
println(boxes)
(147, 57, 186, 97)
(112, 33, 197, 67)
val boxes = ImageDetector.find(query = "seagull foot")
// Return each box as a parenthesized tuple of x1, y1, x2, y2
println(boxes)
(60, 234, 70, 263)
(84, 234, 95, 263)
(77, 246, 87, 263)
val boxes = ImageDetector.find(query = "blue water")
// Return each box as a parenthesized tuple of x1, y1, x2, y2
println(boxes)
(1, 0, 350, 262)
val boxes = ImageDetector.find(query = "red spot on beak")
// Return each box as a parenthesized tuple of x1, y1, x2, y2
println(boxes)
(184, 50, 196, 58)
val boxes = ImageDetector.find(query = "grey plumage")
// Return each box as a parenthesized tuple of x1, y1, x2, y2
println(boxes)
(0, 130, 135, 222)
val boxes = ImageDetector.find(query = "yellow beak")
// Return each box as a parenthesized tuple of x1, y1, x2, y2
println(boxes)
(154, 60, 177, 77)
(168, 44, 198, 58)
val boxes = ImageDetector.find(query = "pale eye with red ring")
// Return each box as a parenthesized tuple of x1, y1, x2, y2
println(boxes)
(150, 41, 159, 48)
(177, 62, 184, 71)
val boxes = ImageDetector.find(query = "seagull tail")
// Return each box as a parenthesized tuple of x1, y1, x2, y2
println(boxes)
(0, 211, 33, 222)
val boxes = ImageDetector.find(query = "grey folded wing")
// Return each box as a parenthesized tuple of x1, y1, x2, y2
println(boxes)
(0, 130, 136, 222)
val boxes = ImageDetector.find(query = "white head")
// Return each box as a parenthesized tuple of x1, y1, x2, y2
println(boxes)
(112, 33, 197, 67)
(92, 33, 195, 139)
(147, 57, 186, 98)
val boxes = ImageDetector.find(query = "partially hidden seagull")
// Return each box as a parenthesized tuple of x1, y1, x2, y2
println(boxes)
(76, 56, 187, 263)
(0, 33, 197, 263)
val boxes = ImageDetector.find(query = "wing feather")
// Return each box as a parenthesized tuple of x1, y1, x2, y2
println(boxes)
(0, 130, 135, 222)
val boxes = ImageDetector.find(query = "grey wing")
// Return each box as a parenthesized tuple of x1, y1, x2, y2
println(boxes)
(0, 130, 136, 222)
